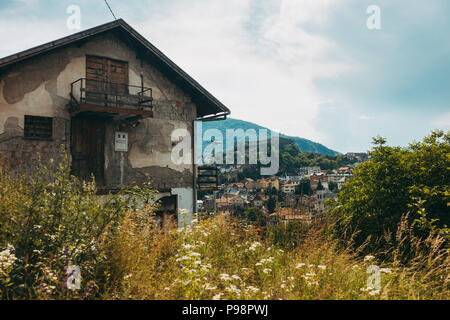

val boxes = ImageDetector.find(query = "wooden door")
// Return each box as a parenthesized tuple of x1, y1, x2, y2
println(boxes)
(86, 55, 129, 94)
(71, 116, 106, 186)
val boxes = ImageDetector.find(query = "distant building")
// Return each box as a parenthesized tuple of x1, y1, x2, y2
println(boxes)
(313, 189, 336, 211)
(299, 166, 322, 177)
(268, 208, 312, 226)
(282, 183, 296, 194)
(346, 152, 369, 163)
(309, 173, 328, 190)
(251, 194, 266, 208)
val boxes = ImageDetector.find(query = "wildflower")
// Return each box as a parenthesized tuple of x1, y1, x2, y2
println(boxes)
(318, 265, 327, 270)
(296, 263, 306, 268)
(189, 252, 201, 257)
(226, 284, 241, 295)
(220, 274, 232, 281)
(246, 286, 260, 293)
(176, 255, 190, 262)
(204, 283, 217, 290)
(248, 241, 262, 251)
(369, 289, 380, 296)
(255, 262, 262, 266)
(231, 275, 241, 281)
(213, 293, 224, 300)
(364, 255, 375, 262)
(280, 283, 286, 289)
(262, 268, 271, 274)
(0, 244, 17, 273)
(201, 264, 212, 271)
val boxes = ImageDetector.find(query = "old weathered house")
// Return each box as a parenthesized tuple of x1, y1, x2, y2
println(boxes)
(0, 19, 230, 226)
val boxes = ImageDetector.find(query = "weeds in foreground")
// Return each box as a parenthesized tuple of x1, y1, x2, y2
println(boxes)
(0, 156, 448, 300)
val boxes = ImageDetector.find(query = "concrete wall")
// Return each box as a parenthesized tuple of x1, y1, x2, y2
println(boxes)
(0, 31, 197, 215)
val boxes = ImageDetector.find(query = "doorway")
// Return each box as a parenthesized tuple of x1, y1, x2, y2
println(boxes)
(71, 116, 106, 186)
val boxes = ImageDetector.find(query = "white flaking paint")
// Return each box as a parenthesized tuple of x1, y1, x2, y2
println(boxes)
(56, 56, 85, 99)
(0, 82, 56, 133)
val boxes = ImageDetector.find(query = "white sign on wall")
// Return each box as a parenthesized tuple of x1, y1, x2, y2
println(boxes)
(115, 132, 128, 152)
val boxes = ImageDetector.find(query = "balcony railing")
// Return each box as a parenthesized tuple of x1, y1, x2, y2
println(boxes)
(70, 78, 153, 116)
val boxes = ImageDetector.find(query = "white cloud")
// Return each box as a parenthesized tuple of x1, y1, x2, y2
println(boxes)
(134, 0, 352, 144)
(0, 0, 354, 146)
(432, 112, 450, 128)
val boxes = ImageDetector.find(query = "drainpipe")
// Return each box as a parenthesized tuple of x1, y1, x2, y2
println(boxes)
(192, 118, 197, 216)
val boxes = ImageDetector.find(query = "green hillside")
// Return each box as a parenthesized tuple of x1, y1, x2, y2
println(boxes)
(199, 118, 339, 155)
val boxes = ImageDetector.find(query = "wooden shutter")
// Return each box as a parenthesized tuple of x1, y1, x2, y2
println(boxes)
(86, 56, 128, 94)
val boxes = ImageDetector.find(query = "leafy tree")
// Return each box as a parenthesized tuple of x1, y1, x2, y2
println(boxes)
(317, 180, 324, 191)
(329, 181, 338, 192)
(295, 179, 312, 196)
(330, 130, 450, 252)
(267, 196, 277, 213)
(234, 207, 266, 227)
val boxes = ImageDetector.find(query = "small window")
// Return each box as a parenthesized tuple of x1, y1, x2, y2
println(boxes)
(24, 115, 53, 140)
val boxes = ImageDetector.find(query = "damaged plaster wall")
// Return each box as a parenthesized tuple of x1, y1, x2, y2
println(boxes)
(0, 46, 74, 171)
(0, 30, 197, 216)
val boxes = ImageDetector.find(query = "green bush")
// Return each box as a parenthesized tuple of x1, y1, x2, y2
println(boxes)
(329, 130, 450, 255)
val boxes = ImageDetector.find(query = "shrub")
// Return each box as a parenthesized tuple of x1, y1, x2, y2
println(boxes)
(330, 130, 450, 255)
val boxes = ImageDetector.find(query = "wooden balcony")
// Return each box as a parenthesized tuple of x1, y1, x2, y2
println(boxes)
(70, 78, 153, 118)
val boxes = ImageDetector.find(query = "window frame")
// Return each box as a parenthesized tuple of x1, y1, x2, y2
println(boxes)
(23, 115, 53, 141)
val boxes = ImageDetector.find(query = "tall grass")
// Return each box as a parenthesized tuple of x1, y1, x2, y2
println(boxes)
(97, 213, 449, 300)
(0, 157, 448, 300)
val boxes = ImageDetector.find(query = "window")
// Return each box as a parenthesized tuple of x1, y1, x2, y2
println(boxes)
(24, 115, 53, 140)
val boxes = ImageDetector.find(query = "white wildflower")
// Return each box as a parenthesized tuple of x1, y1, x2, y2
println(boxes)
(246, 286, 260, 293)
(220, 274, 232, 281)
(213, 293, 223, 300)
(204, 283, 217, 290)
